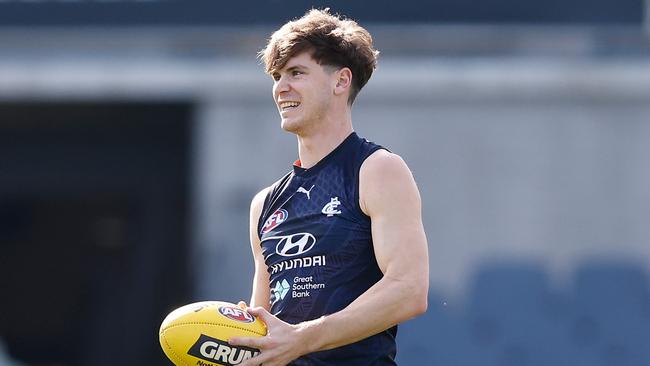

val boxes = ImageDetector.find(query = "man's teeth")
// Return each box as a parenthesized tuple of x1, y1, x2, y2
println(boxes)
(280, 102, 300, 109)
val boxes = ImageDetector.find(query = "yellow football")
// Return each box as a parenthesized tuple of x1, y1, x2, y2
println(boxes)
(159, 301, 267, 366)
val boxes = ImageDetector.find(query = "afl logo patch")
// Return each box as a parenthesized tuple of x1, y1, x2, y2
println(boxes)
(262, 209, 288, 234)
(218, 306, 255, 323)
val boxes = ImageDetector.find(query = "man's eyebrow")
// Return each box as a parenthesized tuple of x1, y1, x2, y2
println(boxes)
(285, 64, 308, 72)
(271, 64, 308, 77)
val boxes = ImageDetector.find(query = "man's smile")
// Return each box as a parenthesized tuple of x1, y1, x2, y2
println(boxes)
(279, 101, 301, 111)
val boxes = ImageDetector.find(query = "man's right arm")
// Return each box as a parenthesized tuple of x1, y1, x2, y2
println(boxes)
(248, 188, 270, 310)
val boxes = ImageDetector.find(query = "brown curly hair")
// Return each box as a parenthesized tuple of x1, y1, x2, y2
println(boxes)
(259, 9, 379, 105)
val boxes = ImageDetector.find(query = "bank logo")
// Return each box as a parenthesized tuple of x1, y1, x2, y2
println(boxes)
(262, 209, 288, 234)
(218, 306, 254, 323)
(264, 233, 316, 257)
(270, 279, 290, 306)
(322, 197, 342, 217)
(188, 334, 259, 366)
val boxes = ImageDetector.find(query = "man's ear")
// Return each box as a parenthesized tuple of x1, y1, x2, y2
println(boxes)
(334, 67, 352, 96)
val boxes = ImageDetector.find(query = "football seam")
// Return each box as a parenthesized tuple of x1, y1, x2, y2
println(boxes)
(161, 332, 193, 366)
(162, 321, 266, 337)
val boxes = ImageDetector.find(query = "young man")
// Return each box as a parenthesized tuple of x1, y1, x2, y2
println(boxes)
(230, 9, 429, 366)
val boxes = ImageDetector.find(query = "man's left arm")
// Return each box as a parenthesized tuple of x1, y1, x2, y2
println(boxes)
(231, 150, 429, 365)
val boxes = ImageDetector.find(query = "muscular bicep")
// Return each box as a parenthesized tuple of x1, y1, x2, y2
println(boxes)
(249, 188, 270, 309)
(360, 151, 429, 283)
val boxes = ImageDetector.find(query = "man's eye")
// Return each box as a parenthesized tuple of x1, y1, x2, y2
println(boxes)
(272, 73, 281, 81)
(292, 70, 303, 76)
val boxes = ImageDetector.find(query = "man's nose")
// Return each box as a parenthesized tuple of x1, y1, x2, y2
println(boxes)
(275, 75, 291, 94)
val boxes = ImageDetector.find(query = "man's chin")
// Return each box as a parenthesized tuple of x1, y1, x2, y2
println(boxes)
(281, 119, 302, 134)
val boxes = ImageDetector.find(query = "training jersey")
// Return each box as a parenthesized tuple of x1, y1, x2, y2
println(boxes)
(257, 132, 397, 366)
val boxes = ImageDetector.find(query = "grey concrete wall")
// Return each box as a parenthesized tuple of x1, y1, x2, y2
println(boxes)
(3, 27, 650, 363)
(189, 57, 650, 304)
(2, 43, 650, 303)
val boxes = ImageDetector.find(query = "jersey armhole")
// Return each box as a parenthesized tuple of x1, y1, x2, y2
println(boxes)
(256, 171, 293, 236)
(256, 189, 273, 240)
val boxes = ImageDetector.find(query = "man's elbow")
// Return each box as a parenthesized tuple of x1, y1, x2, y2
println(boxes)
(412, 287, 429, 317)
(403, 281, 428, 319)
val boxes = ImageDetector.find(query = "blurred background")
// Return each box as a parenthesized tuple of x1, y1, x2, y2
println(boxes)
(1, 1, 650, 365)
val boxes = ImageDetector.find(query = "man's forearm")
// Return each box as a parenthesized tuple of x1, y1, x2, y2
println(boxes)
(299, 273, 428, 353)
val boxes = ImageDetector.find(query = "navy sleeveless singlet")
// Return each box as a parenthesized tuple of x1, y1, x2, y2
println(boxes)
(257, 132, 397, 366)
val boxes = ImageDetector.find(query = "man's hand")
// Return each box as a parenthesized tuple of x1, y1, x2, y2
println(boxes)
(229, 306, 312, 366)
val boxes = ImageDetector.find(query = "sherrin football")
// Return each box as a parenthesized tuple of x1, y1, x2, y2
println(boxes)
(159, 301, 267, 366)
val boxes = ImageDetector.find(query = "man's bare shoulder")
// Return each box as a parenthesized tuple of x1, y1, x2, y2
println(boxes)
(361, 149, 416, 192)
(361, 149, 412, 177)
(249, 187, 271, 244)
(359, 149, 420, 215)
(251, 187, 270, 214)
(251, 187, 269, 206)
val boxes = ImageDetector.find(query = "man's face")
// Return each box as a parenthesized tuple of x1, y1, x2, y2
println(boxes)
(271, 52, 337, 134)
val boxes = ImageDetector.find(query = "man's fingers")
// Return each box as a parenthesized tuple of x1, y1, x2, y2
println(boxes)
(246, 306, 274, 324)
(228, 335, 263, 349)
(237, 352, 270, 366)
(230, 336, 281, 366)
(237, 301, 248, 310)
(236, 346, 288, 366)
(246, 306, 263, 316)
(243, 306, 273, 328)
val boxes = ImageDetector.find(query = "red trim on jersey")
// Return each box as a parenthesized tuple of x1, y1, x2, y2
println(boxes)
(293, 159, 302, 167)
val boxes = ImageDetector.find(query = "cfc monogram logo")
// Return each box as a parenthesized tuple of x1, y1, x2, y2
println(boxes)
(322, 197, 342, 217)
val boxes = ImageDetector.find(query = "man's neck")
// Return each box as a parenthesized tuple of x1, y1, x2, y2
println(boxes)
(296, 123, 354, 169)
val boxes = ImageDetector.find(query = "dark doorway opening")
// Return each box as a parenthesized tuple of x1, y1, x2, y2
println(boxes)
(0, 101, 193, 366)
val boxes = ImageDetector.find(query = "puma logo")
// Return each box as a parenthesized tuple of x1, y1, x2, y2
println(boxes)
(297, 185, 315, 200)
